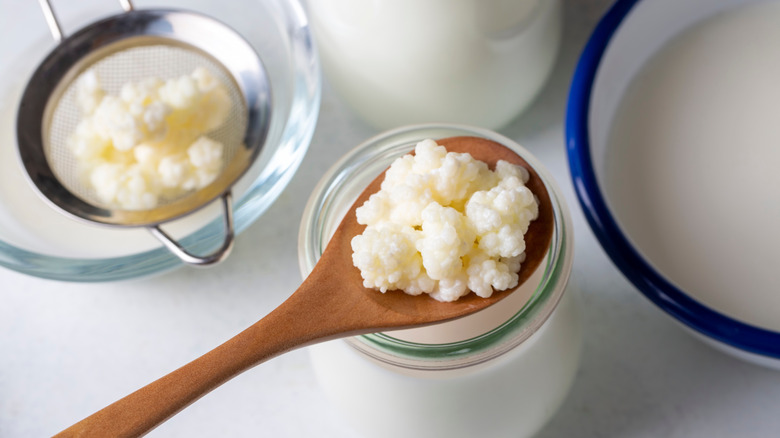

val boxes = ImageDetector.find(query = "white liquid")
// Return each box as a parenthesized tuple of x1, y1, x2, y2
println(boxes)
(605, 2, 780, 331)
(308, 0, 561, 130)
(309, 288, 581, 438)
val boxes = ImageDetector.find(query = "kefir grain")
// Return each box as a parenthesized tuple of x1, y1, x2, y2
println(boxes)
(351, 139, 539, 302)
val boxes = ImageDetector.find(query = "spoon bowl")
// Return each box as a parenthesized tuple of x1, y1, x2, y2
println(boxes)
(55, 136, 554, 437)
(336, 136, 554, 320)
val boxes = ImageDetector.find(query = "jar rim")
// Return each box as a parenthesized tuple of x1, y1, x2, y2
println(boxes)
(298, 123, 574, 370)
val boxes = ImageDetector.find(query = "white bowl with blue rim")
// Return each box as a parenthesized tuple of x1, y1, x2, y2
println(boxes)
(566, 0, 780, 367)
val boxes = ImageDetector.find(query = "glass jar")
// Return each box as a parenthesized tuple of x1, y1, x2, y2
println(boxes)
(307, 0, 563, 130)
(298, 124, 580, 438)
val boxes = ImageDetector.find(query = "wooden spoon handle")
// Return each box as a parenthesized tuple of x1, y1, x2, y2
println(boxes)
(54, 317, 284, 436)
(55, 268, 365, 437)
(55, 336, 251, 437)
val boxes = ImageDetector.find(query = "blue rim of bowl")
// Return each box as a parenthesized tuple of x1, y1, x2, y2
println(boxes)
(565, 0, 780, 359)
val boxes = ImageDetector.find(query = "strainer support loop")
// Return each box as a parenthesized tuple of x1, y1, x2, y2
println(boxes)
(148, 192, 235, 266)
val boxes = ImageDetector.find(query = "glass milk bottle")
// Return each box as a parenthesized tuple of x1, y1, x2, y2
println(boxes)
(307, 0, 563, 130)
(298, 124, 581, 438)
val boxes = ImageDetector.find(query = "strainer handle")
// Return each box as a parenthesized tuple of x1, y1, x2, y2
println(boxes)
(37, 0, 134, 42)
(148, 192, 235, 266)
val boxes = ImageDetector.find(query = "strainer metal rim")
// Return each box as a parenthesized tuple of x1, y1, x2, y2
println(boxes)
(16, 7, 272, 228)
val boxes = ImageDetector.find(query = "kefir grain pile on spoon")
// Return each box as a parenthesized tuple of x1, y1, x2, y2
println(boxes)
(55, 136, 553, 437)
(352, 138, 540, 302)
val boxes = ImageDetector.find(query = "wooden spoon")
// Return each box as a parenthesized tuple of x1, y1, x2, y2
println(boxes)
(55, 136, 554, 437)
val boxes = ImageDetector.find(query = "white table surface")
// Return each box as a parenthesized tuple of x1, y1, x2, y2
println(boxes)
(3, 0, 780, 437)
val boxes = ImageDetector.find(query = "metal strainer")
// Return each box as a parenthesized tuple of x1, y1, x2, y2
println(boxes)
(16, 0, 271, 266)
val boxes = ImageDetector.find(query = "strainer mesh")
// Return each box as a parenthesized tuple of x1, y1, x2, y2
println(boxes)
(46, 43, 248, 210)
